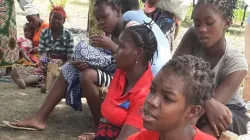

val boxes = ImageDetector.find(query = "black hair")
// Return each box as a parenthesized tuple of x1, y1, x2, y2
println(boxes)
(195, 0, 237, 19)
(94, 0, 138, 14)
(161, 55, 215, 106)
(123, 22, 158, 64)
(23, 23, 34, 30)
(23, 23, 35, 37)
(95, 0, 122, 12)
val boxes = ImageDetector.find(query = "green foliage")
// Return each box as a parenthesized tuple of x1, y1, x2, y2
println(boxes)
(49, 0, 68, 8)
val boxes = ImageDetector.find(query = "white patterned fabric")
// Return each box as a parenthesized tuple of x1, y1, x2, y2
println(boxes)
(23, 3, 39, 16)
(62, 40, 115, 111)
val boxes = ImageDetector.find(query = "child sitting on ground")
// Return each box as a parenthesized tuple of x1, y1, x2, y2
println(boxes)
(128, 55, 216, 140)
(17, 23, 36, 66)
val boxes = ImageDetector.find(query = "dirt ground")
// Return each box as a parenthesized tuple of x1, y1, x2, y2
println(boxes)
(0, 1, 92, 140)
(0, 0, 248, 140)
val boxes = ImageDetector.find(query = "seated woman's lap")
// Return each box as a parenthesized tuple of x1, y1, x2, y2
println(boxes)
(197, 105, 250, 135)
(60, 40, 115, 111)
(227, 105, 250, 135)
(61, 63, 113, 111)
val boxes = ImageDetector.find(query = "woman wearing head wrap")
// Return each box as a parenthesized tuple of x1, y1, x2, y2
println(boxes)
(16, 4, 49, 68)
(24, 4, 49, 51)
(11, 6, 74, 91)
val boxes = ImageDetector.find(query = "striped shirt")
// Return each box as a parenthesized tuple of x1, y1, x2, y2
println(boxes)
(38, 27, 74, 59)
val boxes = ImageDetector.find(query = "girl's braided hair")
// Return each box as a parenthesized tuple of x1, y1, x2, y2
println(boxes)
(123, 22, 158, 64)
(95, 0, 123, 12)
(195, 0, 237, 19)
(162, 55, 215, 105)
(94, 0, 139, 14)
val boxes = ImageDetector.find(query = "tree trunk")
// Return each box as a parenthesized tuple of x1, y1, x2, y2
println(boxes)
(88, 0, 103, 37)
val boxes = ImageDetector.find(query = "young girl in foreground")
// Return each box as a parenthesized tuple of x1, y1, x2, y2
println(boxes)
(128, 55, 216, 140)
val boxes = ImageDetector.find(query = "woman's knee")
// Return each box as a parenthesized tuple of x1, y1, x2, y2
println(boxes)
(79, 68, 97, 85)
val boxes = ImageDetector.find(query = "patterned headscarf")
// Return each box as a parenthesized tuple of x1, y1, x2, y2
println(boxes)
(23, 3, 39, 16)
(49, 6, 67, 20)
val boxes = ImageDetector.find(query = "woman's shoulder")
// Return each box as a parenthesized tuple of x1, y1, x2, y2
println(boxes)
(225, 41, 247, 64)
(222, 41, 248, 75)
(193, 127, 217, 140)
(41, 21, 49, 28)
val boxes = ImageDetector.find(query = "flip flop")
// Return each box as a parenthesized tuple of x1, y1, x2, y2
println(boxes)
(2, 120, 38, 131)
(78, 133, 95, 140)
(0, 78, 11, 82)
(0, 75, 12, 82)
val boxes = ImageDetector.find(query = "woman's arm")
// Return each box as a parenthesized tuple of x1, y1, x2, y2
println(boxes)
(243, 21, 250, 100)
(202, 58, 247, 136)
(116, 125, 140, 140)
(212, 71, 247, 104)
(201, 71, 246, 136)
(173, 27, 196, 57)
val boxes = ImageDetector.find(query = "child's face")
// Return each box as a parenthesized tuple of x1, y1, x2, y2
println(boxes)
(193, 4, 229, 48)
(143, 70, 198, 132)
(94, 3, 121, 34)
(50, 12, 65, 29)
(113, 31, 141, 70)
(24, 27, 33, 40)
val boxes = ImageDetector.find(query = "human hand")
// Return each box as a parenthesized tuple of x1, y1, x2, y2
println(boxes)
(71, 61, 89, 71)
(90, 35, 117, 51)
(204, 98, 233, 136)
(33, 47, 38, 53)
(28, 47, 38, 54)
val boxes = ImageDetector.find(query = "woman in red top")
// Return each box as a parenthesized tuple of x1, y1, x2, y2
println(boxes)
(128, 55, 217, 140)
(79, 25, 158, 140)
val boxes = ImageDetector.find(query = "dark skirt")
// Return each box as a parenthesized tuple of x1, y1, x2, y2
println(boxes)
(197, 105, 250, 135)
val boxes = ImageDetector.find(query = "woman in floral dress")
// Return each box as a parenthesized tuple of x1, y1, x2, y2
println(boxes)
(0, 0, 18, 76)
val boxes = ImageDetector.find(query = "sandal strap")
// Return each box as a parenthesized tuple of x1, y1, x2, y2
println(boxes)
(12, 119, 27, 128)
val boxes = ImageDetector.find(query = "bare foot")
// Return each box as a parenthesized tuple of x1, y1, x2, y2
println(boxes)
(11, 67, 26, 89)
(9, 115, 46, 130)
(78, 133, 95, 140)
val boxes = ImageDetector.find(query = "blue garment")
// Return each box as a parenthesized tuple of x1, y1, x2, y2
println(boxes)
(247, 14, 250, 24)
(123, 9, 172, 76)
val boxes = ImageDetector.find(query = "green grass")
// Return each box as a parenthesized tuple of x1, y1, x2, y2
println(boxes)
(69, 0, 89, 6)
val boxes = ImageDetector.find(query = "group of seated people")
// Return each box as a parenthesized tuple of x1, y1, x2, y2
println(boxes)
(2, 0, 250, 140)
